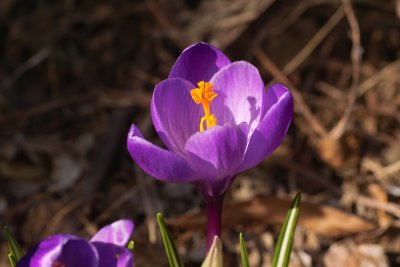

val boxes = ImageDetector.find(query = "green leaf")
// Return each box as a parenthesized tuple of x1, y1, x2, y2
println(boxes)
(8, 254, 16, 267)
(239, 233, 250, 267)
(272, 191, 301, 267)
(157, 213, 184, 267)
(3, 226, 24, 265)
(201, 236, 223, 267)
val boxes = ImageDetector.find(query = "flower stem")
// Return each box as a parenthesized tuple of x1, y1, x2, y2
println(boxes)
(206, 195, 224, 251)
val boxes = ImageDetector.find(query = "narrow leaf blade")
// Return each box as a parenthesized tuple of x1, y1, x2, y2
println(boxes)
(272, 192, 301, 267)
(157, 213, 184, 267)
(239, 233, 250, 267)
(3, 226, 24, 263)
(8, 254, 16, 267)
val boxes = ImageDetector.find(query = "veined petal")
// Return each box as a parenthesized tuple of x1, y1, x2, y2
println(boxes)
(92, 243, 134, 267)
(127, 124, 199, 183)
(90, 220, 134, 246)
(184, 124, 247, 181)
(210, 61, 266, 133)
(169, 42, 231, 86)
(17, 235, 98, 267)
(151, 78, 202, 156)
(239, 85, 293, 172)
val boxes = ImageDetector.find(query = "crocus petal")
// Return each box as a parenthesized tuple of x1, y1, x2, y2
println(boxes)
(92, 242, 134, 267)
(151, 78, 202, 156)
(210, 61, 266, 133)
(18, 235, 99, 267)
(116, 250, 134, 267)
(90, 219, 134, 246)
(184, 124, 247, 181)
(239, 84, 293, 172)
(168, 42, 231, 86)
(17, 235, 68, 267)
(57, 239, 99, 267)
(127, 124, 199, 182)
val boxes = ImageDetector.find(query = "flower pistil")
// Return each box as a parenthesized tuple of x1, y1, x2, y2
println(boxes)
(190, 81, 217, 132)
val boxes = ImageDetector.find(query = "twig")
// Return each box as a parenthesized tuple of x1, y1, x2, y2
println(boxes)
(357, 196, 400, 219)
(254, 48, 328, 137)
(270, 156, 341, 196)
(94, 182, 149, 223)
(330, 0, 362, 139)
(1, 48, 50, 91)
(383, 160, 400, 178)
(43, 199, 82, 237)
(362, 158, 400, 180)
(283, 7, 344, 75)
(144, 0, 185, 49)
(0, 93, 95, 125)
(358, 58, 400, 96)
(144, 0, 176, 30)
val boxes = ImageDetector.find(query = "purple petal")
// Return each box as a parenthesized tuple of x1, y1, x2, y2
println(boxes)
(17, 235, 72, 267)
(92, 242, 134, 267)
(151, 78, 202, 156)
(57, 239, 99, 267)
(210, 61, 266, 133)
(184, 124, 247, 181)
(18, 235, 98, 267)
(262, 83, 292, 113)
(169, 42, 231, 85)
(127, 124, 199, 183)
(239, 84, 293, 172)
(90, 220, 134, 246)
(116, 250, 134, 267)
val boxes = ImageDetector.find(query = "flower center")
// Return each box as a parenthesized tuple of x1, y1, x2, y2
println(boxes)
(190, 81, 218, 132)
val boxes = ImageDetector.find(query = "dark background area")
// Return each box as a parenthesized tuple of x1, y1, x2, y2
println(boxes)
(0, 0, 399, 266)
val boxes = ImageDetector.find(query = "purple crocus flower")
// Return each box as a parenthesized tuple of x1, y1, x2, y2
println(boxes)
(127, 42, 293, 249)
(17, 220, 134, 267)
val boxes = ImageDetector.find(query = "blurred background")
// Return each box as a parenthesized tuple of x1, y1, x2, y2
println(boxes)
(0, 0, 399, 266)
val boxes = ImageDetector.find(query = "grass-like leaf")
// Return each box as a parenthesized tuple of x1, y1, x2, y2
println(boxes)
(272, 191, 301, 267)
(157, 213, 184, 267)
(8, 254, 17, 267)
(239, 233, 250, 267)
(3, 226, 24, 267)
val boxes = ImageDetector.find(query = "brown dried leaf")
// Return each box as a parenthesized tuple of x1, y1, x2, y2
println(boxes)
(317, 132, 361, 170)
(168, 196, 376, 238)
(323, 243, 389, 267)
(367, 183, 391, 227)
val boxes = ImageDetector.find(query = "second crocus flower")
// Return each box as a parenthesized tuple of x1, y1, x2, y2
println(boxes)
(17, 220, 134, 267)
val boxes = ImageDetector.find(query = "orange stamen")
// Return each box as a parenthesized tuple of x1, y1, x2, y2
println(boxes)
(190, 81, 217, 132)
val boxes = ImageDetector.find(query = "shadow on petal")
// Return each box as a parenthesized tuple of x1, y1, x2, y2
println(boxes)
(239, 86, 293, 172)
